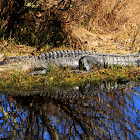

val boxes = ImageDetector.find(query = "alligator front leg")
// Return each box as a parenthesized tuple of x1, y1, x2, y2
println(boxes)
(79, 56, 101, 72)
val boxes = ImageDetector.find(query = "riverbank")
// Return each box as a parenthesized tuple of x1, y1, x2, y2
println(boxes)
(0, 41, 140, 91)
(0, 63, 140, 91)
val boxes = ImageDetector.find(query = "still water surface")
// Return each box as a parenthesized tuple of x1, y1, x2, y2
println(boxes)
(0, 81, 140, 140)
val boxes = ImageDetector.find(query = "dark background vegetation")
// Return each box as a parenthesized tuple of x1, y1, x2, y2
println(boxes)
(0, 0, 139, 51)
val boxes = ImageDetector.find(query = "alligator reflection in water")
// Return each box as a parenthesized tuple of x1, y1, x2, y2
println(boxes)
(0, 81, 140, 139)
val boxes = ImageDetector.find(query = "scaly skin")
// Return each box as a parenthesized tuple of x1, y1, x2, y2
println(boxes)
(0, 50, 140, 74)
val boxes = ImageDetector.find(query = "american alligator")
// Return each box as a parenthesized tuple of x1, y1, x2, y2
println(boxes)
(0, 50, 140, 74)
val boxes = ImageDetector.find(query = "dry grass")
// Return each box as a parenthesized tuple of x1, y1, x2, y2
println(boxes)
(0, 0, 139, 55)
(70, 24, 139, 54)
(69, 0, 140, 54)
(82, 0, 140, 32)
(0, 39, 37, 61)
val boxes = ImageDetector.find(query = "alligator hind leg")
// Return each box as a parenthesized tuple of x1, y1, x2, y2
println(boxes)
(79, 56, 92, 72)
(79, 56, 101, 72)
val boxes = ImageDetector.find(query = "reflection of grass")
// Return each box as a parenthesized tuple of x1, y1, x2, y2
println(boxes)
(0, 66, 140, 91)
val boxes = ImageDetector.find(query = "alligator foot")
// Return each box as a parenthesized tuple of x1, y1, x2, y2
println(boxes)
(30, 69, 47, 75)
(71, 70, 88, 74)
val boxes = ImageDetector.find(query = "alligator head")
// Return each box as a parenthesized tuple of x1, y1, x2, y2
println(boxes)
(0, 57, 32, 72)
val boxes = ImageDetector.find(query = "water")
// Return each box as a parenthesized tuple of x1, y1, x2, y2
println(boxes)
(0, 81, 140, 140)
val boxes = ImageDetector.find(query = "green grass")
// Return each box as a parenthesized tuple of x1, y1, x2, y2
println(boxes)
(0, 66, 140, 92)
